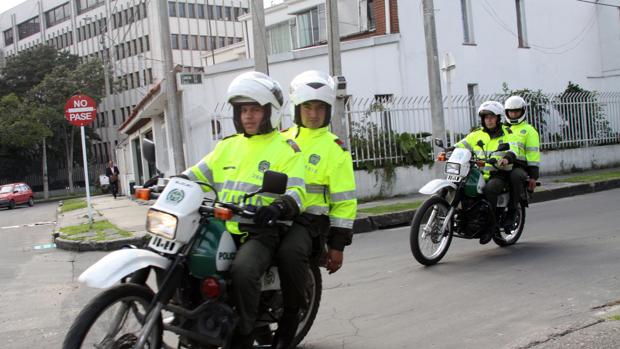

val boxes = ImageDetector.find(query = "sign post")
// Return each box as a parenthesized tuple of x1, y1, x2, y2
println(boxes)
(64, 94, 97, 225)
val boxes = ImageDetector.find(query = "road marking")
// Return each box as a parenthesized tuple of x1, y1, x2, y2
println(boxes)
(33, 243, 56, 250)
(0, 221, 56, 230)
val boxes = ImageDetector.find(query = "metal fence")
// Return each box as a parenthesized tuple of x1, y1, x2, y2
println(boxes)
(0, 163, 108, 191)
(208, 92, 620, 169)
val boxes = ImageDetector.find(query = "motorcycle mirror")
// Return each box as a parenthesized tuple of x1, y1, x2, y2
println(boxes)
(142, 138, 156, 165)
(434, 138, 444, 148)
(496, 143, 509, 151)
(262, 171, 288, 195)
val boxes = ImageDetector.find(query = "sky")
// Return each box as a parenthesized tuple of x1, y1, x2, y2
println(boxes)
(0, 0, 28, 14)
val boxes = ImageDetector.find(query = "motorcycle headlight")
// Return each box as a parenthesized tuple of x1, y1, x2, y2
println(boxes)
(445, 162, 461, 175)
(146, 209, 178, 239)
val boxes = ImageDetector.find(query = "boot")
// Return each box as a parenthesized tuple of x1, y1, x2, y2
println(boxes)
(479, 229, 494, 245)
(272, 310, 300, 349)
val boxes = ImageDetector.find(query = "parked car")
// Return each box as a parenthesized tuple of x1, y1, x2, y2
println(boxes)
(0, 183, 34, 209)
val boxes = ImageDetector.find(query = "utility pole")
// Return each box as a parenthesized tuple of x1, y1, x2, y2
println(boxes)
(422, 0, 447, 166)
(157, 0, 186, 173)
(326, 0, 347, 144)
(251, 0, 269, 74)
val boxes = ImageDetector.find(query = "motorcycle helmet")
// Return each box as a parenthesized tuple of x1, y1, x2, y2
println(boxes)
(289, 70, 337, 127)
(227, 71, 284, 134)
(477, 100, 504, 131)
(504, 95, 527, 124)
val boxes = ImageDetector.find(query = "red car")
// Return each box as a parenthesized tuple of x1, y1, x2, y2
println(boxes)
(0, 182, 34, 209)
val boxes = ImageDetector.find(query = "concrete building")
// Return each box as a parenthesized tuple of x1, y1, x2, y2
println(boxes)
(0, 0, 248, 172)
(119, 0, 620, 197)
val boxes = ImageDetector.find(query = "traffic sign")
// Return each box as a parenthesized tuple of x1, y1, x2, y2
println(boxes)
(64, 94, 97, 126)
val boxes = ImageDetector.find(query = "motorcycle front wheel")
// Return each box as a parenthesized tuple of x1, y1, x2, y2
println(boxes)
(410, 196, 453, 266)
(63, 283, 162, 349)
(494, 204, 526, 247)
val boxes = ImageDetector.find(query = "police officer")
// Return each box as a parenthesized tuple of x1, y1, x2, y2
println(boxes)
(455, 101, 517, 244)
(504, 95, 540, 224)
(275, 70, 357, 349)
(182, 71, 306, 349)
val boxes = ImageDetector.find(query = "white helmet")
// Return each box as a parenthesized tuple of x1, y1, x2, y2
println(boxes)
(289, 70, 336, 127)
(477, 101, 504, 130)
(504, 95, 527, 124)
(227, 71, 284, 134)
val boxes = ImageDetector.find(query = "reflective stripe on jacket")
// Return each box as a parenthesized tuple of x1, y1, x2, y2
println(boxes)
(183, 130, 306, 235)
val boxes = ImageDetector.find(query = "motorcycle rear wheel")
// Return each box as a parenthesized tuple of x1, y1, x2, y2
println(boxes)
(410, 196, 453, 266)
(63, 283, 162, 349)
(493, 204, 526, 247)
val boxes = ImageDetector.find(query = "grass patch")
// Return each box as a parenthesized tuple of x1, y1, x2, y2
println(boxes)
(556, 171, 620, 183)
(61, 198, 87, 213)
(59, 220, 132, 242)
(358, 201, 423, 215)
(608, 315, 620, 321)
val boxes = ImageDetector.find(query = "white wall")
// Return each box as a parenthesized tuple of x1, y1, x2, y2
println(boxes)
(540, 144, 620, 175)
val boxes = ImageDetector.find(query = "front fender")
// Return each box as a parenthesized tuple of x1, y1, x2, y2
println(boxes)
(419, 179, 457, 195)
(78, 248, 171, 289)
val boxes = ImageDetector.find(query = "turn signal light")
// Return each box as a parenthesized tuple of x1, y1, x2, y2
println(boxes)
(214, 207, 233, 220)
(201, 277, 221, 299)
(437, 153, 446, 161)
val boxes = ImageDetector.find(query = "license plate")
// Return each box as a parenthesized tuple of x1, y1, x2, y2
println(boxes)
(447, 175, 462, 182)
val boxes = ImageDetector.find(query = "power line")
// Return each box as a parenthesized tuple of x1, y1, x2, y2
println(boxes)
(576, 0, 620, 9)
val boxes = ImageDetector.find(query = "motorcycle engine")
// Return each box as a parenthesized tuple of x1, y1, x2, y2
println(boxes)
(458, 199, 492, 238)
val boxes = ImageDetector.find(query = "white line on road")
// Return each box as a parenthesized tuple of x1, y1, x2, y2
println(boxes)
(0, 221, 56, 230)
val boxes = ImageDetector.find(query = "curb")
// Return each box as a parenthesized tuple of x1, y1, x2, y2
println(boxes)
(352, 178, 620, 234)
(55, 234, 149, 252)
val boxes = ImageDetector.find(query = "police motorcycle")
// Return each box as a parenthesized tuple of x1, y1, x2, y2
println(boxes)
(409, 139, 533, 266)
(63, 142, 322, 349)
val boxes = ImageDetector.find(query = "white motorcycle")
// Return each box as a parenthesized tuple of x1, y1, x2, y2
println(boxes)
(63, 170, 321, 349)
(410, 139, 535, 266)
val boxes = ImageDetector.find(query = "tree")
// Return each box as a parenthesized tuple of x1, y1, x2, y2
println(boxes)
(0, 45, 104, 195)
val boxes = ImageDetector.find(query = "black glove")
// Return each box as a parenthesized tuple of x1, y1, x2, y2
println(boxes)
(253, 202, 284, 227)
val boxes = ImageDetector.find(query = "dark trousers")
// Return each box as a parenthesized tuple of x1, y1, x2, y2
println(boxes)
(230, 230, 279, 336)
(510, 167, 528, 208)
(483, 176, 508, 211)
(276, 222, 313, 312)
(110, 181, 118, 198)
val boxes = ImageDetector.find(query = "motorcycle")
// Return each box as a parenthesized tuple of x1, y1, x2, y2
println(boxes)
(409, 139, 536, 266)
(63, 169, 322, 349)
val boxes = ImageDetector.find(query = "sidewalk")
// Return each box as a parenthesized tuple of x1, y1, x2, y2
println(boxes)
(53, 167, 620, 249)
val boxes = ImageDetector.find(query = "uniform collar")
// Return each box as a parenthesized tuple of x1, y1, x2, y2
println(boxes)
(295, 125, 329, 138)
(244, 129, 279, 143)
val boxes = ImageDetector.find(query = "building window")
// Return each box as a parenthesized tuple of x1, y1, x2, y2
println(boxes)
(17, 16, 40, 40)
(4, 29, 14, 45)
(295, 5, 325, 48)
(168, 1, 177, 17)
(460, 0, 475, 44)
(515, 0, 528, 48)
(224, 6, 232, 20)
(171, 34, 179, 49)
(76, 0, 105, 14)
(197, 4, 205, 19)
(367, 0, 376, 30)
(181, 34, 189, 49)
(178, 2, 186, 17)
(112, 110, 117, 125)
(267, 21, 291, 54)
(188, 3, 196, 18)
(45, 2, 71, 28)
(199, 35, 207, 50)
(215, 5, 222, 20)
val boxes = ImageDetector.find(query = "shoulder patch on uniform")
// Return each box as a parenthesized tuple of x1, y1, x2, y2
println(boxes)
(286, 139, 301, 152)
(334, 138, 348, 151)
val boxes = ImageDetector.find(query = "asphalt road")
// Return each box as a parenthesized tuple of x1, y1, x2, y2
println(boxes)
(0, 189, 619, 348)
(303, 188, 620, 348)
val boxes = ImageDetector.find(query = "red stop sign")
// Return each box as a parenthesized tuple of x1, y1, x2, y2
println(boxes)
(65, 94, 97, 126)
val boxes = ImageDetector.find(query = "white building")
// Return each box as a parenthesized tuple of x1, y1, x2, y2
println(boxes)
(119, 0, 620, 197)
(0, 0, 248, 178)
